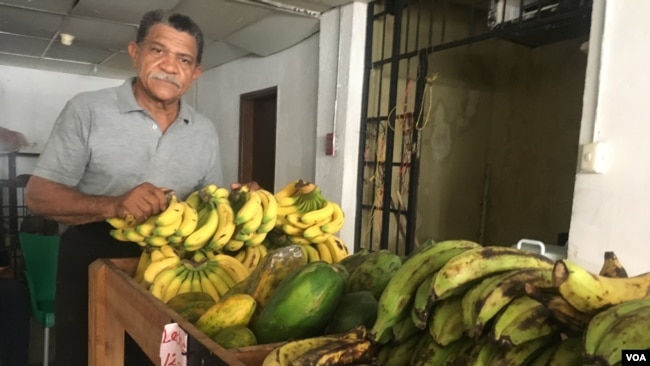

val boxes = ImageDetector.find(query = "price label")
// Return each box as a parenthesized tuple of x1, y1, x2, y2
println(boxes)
(160, 323, 187, 366)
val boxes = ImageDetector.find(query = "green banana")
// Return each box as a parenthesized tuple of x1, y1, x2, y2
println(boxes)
(370, 240, 481, 344)
(391, 313, 421, 344)
(347, 249, 402, 300)
(467, 338, 500, 366)
(548, 336, 583, 366)
(526, 342, 560, 366)
(466, 267, 553, 338)
(429, 296, 464, 346)
(492, 295, 557, 347)
(410, 271, 437, 329)
(586, 302, 650, 365)
(584, 298, 650, 358)
(490, 335, 556, 366)
(383, 332, 423, 366)
(525, 285, 592, 332)
(461, 271, 516, 338)
(432, 246, 554, 301)
(410, 335, 473, 366)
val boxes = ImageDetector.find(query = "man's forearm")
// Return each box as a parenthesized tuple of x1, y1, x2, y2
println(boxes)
(25, 176, 117, 224)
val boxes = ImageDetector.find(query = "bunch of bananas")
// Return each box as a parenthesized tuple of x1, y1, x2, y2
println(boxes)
(107, 184, 279, 256)
(132, 244, 250, 303)
(262, 326, 372, 366)
(274, 180, 345, 247)
(297, 237, 349, 264)
(366, 241, 650, 365)
(222, 185, 278, 252)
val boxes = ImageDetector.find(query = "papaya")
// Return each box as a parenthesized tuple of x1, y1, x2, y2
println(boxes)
(337, 248, 371, 275)
(244, 245, 308, 310)
(195, 293, 257, 337)
(348, 250, 402, 300)
(324, 291, 378, 335)
(251, 261, 346, 344)
(176, 301, 215, 323)
(210, 325, 257, 349)
(166, 291, 215, 313)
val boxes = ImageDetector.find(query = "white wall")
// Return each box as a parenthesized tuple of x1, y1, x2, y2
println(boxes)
(569, 0, 650, 275)
(196, 34, 319, 189)
(0, 67, 122, 178)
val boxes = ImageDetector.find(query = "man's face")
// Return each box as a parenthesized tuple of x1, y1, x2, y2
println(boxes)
(128, 23, 202, 103)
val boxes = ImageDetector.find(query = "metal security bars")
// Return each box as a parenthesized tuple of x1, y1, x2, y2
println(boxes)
(355, 0, 592, 255)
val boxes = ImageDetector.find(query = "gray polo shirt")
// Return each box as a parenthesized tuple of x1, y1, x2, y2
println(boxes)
(32, 78, 223, 200)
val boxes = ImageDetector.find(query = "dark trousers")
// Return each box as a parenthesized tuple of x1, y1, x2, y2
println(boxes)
(0, 278, 30, 366)
(55, 222, 154, 366)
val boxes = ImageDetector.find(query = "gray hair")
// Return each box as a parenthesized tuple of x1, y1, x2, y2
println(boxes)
(136, 9, 205, 64)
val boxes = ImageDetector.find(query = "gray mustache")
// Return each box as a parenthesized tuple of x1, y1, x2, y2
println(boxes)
(151, 73, 181, 88)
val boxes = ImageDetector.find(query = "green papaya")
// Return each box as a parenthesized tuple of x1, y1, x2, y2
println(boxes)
(210, 325, 257, 349)
(251, 261, 346, 344)
(324, 291, 378, 335)
(166, 291, 215, 313)
(176, 300, 216, 323)
(337, 248, 371, 275)
(348, 250, 402, 300)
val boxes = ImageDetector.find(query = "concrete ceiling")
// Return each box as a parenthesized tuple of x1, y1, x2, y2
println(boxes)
(0, 0, 349, 79)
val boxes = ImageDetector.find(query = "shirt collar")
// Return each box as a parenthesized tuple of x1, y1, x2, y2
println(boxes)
(117, 77, 192, 125)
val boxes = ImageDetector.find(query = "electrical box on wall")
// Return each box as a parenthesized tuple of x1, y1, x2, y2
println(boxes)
(326, 133, 336, 156)
(578, 142, 607, 174)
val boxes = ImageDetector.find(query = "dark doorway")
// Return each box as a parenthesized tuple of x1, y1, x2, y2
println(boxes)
(239, 87, 277, 192)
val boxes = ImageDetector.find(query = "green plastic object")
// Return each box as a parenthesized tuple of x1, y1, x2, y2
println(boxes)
(19, 232, 59, 329)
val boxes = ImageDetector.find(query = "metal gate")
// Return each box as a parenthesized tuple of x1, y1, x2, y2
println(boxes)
(354, 0, 592, 255)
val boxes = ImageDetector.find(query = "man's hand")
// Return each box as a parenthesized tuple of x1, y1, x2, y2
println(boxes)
(112, 183, 170, 223)
(230, 181, 261, 191)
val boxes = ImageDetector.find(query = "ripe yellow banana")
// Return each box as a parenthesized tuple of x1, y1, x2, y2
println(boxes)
(156, 195, 184, 227)
(145, 235, 169, 247)
(206, 261, 237, 289)
(274, 179, 300, 199)
(287, 235, 311, 246)
(196, 269, 221, 302)
(244, 232, 267, 247)
(208, 201, 236, 250)
(262, 337, 339, 366)
(133, 250, 152, 285)
(177, 271, 194, 296)
(133, 214, 158, 236)
(150, 248, 165, 263)
(161, 267, 190, 303)
(303, 243, 321, 262)
(159, 244, 178, 259)
(124, 228, 147, 243)
(256, 219, 276, 235)
(303, 223, 326, 240)
(239, 203, 263, 235)
(224, 239, 245, 252)
(242, 245, 261, 271)
(281, 223, 305, 236)
(184, 201, 219, 251)
(109, 229, 130, 242)
(213, 187, 230, 201)
(143, 256, 181, 284)
(184, 190, 203, 211)
(149, 265, 186, 301)
(257, 189, 278, 225)
(212, 254, 250, 283)
(283, 213, 310, 229)
(234, 190, 262, 225)
(320, 202, 344, 234)
(553, 259, 650, 313)
(174, 201, 199, 238)
(202, 265, 232, 297)
(152, 216, 182, 237)
(313, 242, 333, 264)
(300, 200, 334, 225)
(106, 215, 136, 229)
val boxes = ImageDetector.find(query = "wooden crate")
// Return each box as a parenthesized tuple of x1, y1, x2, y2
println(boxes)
(88, 257, 280, 366)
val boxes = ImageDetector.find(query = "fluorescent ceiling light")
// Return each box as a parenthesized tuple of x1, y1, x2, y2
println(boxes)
(232, 0, 322, 18)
